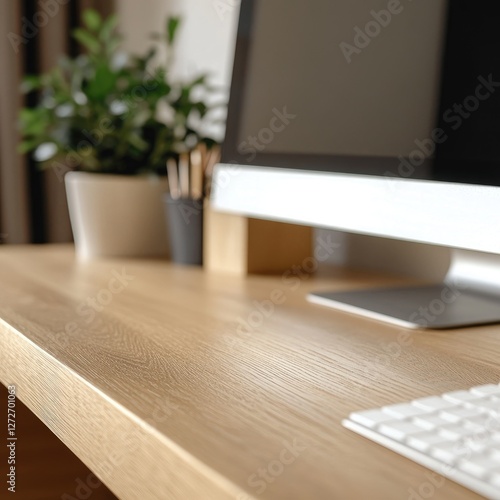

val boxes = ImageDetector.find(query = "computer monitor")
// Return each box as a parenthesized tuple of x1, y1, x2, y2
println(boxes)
(211, 0, 500, 329)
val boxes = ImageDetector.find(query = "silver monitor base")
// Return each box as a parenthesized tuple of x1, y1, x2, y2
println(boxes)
(308, 249, 500, 329)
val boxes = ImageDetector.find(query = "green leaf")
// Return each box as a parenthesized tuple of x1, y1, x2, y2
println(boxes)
(19, 108, 38, 125)
(20, 75, 42, 93)
(167, 17, 181, 45)
(83, 9, 101, 31)
(132, 109, 151, 127)
(193, 102, 208, 116)
(106, 37, 121, 55)
(18, 139, 39, 154)
(190, 74, 207, 86)
(19, 108, 51, 135)
(128, 132, 149, 151)
(85, 64, 118, 101)
(16, 12, 223, 176)
(99, 14, 118, 42)
(73, 28, 100, 54)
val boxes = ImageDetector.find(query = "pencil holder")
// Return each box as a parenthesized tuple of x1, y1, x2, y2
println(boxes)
(164, 195, 204, 265)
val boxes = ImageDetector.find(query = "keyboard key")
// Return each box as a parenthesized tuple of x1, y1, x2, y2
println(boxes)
(440, 407, 484, 423)
(458, 455, 500, 479)
(443, 390, 483, 404)
(481, 416, 500, 434)
(444, 438, 481, 456)
(379, 421, 424, 441)
(430, 441, 471, 465)
(349, 409, 396, 429)
(382, 403, 429, 419)
(438, 425, 477, 440)
(464, 413, 493, 427)
(470, 384, 500, 397)
(407, 432, 450, 452)
(412, 396, 456, 411)
(488, 470, 500, 488)
(468, 398, 500, 415)
(413, 414, 453, 431)
(344, 383, 500, 499)
(463, 419, 490, 434)
(467, 440, 488, 454)
(487, 449, 500, 463)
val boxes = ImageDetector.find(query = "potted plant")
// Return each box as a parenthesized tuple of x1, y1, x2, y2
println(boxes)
(19, 10, 220, 259)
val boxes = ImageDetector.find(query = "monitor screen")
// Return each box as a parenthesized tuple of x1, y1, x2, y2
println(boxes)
(222, 0, 500, 186)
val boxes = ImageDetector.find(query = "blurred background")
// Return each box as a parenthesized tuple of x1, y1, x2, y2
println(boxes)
(0, 0, 450, 280)
(0, 0, 238, 245)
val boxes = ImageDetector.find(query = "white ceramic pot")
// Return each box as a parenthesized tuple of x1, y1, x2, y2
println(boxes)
(65, 172, 169, 259)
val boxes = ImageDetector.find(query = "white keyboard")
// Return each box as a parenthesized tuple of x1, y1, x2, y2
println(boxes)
(343, 384, 500, 499)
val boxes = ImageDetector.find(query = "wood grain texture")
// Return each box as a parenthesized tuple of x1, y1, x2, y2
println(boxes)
(203, 206, 312, 274)
(0, 245, 497, 499)
(0, 384, 117, 500)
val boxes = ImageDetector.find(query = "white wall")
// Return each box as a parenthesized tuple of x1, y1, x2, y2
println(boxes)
(116, 0, 237, 84)
(116, 0, 450, 281)
(116, 0, 238, 141)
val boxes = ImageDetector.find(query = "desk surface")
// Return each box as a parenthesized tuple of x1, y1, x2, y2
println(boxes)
(0, 245, 496, 499)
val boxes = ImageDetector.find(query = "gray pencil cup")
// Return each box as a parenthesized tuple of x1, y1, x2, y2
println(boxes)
(164, 194, 204, 265)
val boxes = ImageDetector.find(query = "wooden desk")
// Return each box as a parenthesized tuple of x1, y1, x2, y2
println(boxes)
(0, 245, 496, 499)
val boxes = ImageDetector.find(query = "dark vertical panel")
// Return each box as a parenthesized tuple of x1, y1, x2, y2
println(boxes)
(39, 2, 73, 243)
(434, 2, 500, 185)
(23, 0, 46, 243)
(0, 98, 3, 242)
(68, 0, 80, 57)
(0, 0, 30, 243)
(72, 0, 115, 43)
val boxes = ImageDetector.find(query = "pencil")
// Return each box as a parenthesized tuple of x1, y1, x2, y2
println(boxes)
(190, 149, 203, 199)
(167, 158, 180, 199)
(179, 153, 190, 199)
(205, 145, 221, 178)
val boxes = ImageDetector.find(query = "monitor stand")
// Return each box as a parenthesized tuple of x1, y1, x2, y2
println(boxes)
(307, 249, 500, 329)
